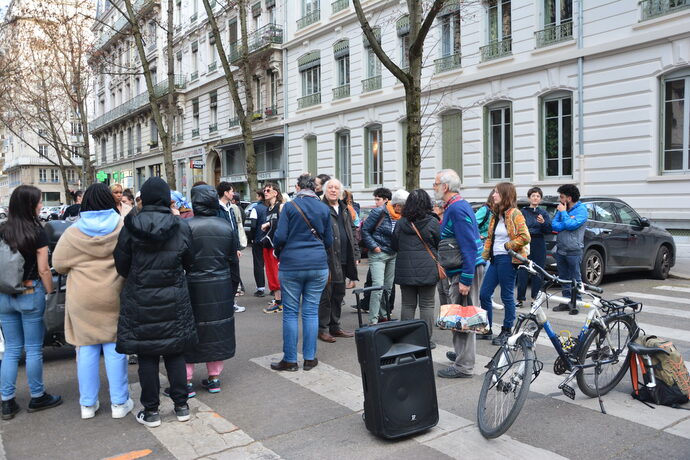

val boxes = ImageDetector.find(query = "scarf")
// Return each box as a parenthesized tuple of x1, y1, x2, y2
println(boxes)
(386, 201, 401, 221)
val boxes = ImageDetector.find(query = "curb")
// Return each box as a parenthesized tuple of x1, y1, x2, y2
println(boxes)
(669, 272, 690, 281)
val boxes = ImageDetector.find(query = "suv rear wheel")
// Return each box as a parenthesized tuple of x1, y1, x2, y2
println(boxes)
(650, 245, 671, 280)
(582, 248, 604, 286)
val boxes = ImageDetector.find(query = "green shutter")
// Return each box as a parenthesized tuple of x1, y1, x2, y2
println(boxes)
(441, 112, 462, 175)
(537, 98, 544, 180)
(482, 106, 489, 182)
(334, 133, 340, 180)
(364, 127, 370, 187)
(307, 137, 317, 174)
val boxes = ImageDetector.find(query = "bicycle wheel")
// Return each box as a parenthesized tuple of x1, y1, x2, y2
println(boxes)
(477, 336, 535, 439)
(576, 315, 636, 398)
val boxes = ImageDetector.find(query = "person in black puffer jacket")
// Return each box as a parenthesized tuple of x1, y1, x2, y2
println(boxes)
(392, 189, 441, 346)
(184, 185, 238, 395)
(114, 177, 197, 428)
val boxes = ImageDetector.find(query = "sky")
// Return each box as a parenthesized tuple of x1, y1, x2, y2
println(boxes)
(0, 0, 8, 21)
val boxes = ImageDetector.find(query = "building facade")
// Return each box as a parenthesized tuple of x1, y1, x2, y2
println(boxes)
(91, 0, 286, 199)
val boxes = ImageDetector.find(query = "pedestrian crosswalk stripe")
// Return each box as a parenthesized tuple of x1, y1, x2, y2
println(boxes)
(128, 375, 281, 460)
(250, 354, 566, 459)
(639, 304, 690, 320)
(616, 291, 690, 306)
(655, 285, 690, 294)
(431, 344, 690, 440)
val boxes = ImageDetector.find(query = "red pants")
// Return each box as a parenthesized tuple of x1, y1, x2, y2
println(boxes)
(263, 247, 280, 292)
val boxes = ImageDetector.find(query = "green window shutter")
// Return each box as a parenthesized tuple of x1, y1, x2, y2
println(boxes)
(364, 127, 370, 187)
(441, 112, 462, 175)
(334, 133, 340, 180)
(482, 106, 489, 182)
(307, 137, 317, 174)
(538, 99, 544, 180)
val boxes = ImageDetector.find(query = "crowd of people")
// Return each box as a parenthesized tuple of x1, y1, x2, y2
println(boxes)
(0, 166, 589, 422)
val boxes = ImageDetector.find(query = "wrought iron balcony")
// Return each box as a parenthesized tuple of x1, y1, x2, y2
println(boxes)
(229, 23, 284, 63)
(332, 0, 348, 14)
(89, 75, 187, 132)
(332, 84, 350, 99)
(297, 93, 321, 109)
(190, 71, 199, 81)
(535, 21, 573, 48)
(191, 128, 200, 137)
(209, 123, 218, 133)
(480, 38, 512, 62)
(362, 75, 382, 92)
(640, 0, 690, 20)
(94, 0, 157, 50)
(297, 9, 320, 29)
(265, 105, 279, 117)
(228, 117, 240, 127)
(434, 53, 461, 73)
(208, 61, 217, 72)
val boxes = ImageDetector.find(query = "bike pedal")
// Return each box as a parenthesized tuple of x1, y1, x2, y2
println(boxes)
(561, 385, 576, 400)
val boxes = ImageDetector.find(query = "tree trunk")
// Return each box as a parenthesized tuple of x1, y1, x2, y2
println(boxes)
(164, 0, 176, 187)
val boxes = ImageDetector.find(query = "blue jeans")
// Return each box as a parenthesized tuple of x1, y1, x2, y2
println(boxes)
(368, 251, 396, 323)
(555, 253, 582, 300)
(479, 255, 517, 330)
(279, 269, 329, 363)
(0, 281, 47, 400)
(77, 343, 129, 406)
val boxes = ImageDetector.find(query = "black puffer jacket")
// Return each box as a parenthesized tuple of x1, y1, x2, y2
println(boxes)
(184, 185, 238, 363)
(114, 205, 197, 356)
(391, 214, 441, 286)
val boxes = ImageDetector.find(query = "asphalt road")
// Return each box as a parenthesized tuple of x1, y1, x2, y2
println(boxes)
(1, 251, 689, 459)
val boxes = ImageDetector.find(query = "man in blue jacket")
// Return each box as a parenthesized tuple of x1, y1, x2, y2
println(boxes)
(551, 184, 588, 315)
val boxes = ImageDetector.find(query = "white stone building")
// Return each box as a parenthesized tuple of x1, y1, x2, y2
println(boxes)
(281, 0, 690, 241)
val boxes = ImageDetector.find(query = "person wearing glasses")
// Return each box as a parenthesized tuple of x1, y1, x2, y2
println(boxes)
(261, 183, 285, 313)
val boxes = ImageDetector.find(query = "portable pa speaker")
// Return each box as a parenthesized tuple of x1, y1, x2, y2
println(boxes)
(355, 319, 439, 439)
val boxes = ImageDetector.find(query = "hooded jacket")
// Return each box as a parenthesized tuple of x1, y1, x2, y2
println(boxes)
(552, 201, 587, 255)
(392, 214, 441, 286)
(114, 178, 197, 355)
(184, 185, 237, 363)
(53, 213, 124, 346)
(361, 205, 395, 254)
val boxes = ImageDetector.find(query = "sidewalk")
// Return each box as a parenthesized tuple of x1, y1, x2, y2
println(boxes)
(670, 258, 690, 281)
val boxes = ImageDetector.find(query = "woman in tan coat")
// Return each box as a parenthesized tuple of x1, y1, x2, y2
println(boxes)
(53, 183, 133, 420)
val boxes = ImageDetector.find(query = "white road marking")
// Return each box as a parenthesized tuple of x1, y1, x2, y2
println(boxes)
(251, 353, 566, 459)
(128, 375, 281, 460)
(432, 343, 690, 439)
(654, 286, 690, 294)
(616, 292, 690, 306)
(639, 304, 690, 320)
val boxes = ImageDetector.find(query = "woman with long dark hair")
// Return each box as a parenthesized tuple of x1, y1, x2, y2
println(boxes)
(391, 189, 441, 347)
(0, 185, 61, 420)
(261, 182, 284, 313)
(479, 182, 531, 346)
(53, 183, 133, 420)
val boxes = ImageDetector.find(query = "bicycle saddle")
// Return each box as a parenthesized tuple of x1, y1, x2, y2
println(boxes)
(627, 342, 670, 356)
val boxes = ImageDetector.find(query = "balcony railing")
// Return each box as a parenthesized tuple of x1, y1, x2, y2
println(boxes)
(190, 12, 198, 23)
(89, 75, 187, 132)
(298, 93, 321, 109)
(209, 123, 218, 133)
(208, 61, 217, 72)
(192, 128, 200, 137)
(534, 21, 573, 48)
(175, 133, 184, 143)
(228, 117, 240, 127)
(95, 0, 157, 50)
(332, 0, 348, 14)
(297, 9, 320, 29)
(480, 38, 512, 62)
(434, 53, 461, 73)
(362, 75, 382, 92)
(265, 105, 278, 117)
(190, 71, 199, 81)
(229, 23, 283, 62)
(332, 84, 350, 99)
(640, 0, 690, 20)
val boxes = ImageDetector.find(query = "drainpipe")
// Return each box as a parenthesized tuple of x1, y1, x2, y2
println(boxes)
(282, 0, 289, 193)
(577, 0, 585, 193)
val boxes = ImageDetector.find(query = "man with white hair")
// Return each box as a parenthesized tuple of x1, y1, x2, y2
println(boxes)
(317, 179, 360, 342)
(433, 169, 485, 379)
(361, 188, 409, 324)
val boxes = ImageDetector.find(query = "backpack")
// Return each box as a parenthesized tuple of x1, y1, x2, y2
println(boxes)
(0, 237, 26, 295)
(629, 334, 690, 408)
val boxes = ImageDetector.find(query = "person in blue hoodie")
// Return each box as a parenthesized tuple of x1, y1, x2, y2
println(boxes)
(551, 184, 588, 315)
(270, 174, 332, 372)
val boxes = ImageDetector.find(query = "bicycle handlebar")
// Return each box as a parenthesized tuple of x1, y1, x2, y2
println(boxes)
(506, 249, 604, 294)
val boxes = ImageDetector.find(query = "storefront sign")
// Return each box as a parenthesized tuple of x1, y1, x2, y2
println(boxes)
(222, 174, 247, 183)
(257, 170, 284, 181)
(96, 171, 108, 182)
(190, 159, 205, 169)
(174, 147, 204, 161)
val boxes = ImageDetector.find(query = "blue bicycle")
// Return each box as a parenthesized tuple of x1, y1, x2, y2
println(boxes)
(476, 250, 642, 439)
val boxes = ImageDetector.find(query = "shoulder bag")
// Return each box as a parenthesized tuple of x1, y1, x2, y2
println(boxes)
(437, 238, 463, 271)
(410, 222, 446, 280)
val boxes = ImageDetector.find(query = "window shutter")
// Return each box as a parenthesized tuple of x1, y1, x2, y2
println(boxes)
(307, 137, 317, 174)
(191, 41, 198, 52)
(442, 112, 462, 173)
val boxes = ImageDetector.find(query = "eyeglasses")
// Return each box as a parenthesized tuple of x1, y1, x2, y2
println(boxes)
(433, 182, 442, 187)
(263, 189, 274, 193)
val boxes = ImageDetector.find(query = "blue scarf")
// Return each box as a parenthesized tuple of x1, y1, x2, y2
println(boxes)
(76, 209, 120, 237)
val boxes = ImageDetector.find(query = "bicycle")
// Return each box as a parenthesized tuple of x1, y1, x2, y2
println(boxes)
(476, 250, 642, 439)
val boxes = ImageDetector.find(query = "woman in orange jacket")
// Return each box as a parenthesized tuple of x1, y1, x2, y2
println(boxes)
(479, 182, 531, 346)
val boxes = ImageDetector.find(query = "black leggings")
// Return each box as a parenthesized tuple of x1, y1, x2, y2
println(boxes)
(138, 353, 187, 411)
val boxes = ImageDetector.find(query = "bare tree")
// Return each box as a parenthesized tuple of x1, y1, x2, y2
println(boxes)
(353, 0, 446, 190)
(203, 0, 258, 193)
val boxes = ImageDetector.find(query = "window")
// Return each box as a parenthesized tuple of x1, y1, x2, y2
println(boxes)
(612, 202, 639, 226)
(254, 78, 262, 114)
(192, 98, 200, 136)
(136, 124, 142, 153)
(306, 136, 317, 174)
(366, 125, 383, 186)
(362, 29, 382, 92)
(333, 40, 350, 99)
(150, 164, 162, 178)
(113, 134, 117, 160)
(366, 48, 381, 79)
(488, 0, 511, 42)
(542, 93, 572, 177)
(537, 0, 573, 47)
(335, 131, 351, 187)
(397, 15, 410, 69)
(252, 2, 262, 30)
(228, 19, 237, 45)
(50, 169, 60, 183)
(440, 12, 461, 58)
(301, 66, 320, 96)
(67, 169, 76, 183)
(119, 131, 124, 158)
(226, 148, 246, 174)
(591, 202, 616, 223)
(191, 41, 199, 79)
(39, 168, 47, 182)
(38, 144, 48, 157)
(127, 127, 133, 156)
(269, 70, 277, 110)
(101, 139, 107, 163)
(150, 119, 158, 146)
(209, 91, 218, 132)
(208, 32, 217, 70)
(485, 103, 512, 180)
(298, 52, 321, 108)
(662, 71, 690, 173)
(442, 112, 462, 172)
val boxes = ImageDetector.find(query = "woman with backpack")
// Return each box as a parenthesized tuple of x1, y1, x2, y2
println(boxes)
(479, 182, 531, 347)
(52, 183, 133, 420)
(0, 185, 61, 420)
(261, 182, 284, 314)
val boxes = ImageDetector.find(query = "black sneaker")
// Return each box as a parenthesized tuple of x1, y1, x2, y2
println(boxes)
(1, 398, 20, 420)
(446, 351, 457, 362)
(516, 300, 524, 308)
(163, 383, 196, 398)
(128, 354, 138, 365)
(253, 290, 266, 297)
(174, 404, 191, 422)
(569, 308, 579, 315)
(27, 393, 62, 412)
(201, 378, 221, 393)
(552, 303, 571, 312)
(492, 328, 511, 346)
(136, 409, 161, 427)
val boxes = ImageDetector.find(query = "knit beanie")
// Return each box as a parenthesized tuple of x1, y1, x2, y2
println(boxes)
(140, 177, 171, 207)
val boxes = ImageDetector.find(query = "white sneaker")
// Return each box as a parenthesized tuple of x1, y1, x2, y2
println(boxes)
(111, 398, 134, 419)
(81, 401, 100, 419)
(234, 304, 246, 312)
(492, 301, 504, 310)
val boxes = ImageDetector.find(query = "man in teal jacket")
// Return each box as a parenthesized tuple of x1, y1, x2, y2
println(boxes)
(551, 184, 588, 315)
